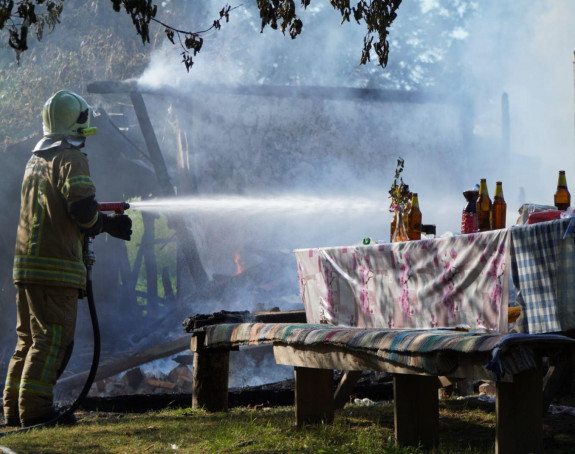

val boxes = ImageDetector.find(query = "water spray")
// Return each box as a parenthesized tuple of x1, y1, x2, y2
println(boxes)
(128, 195, 385, 215)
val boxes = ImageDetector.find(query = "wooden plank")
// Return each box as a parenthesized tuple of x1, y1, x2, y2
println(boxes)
(394, 374, 439, 448)
(253, 310, 307, 323)
(273, 344, 508, 382)
(334, 370, 362, 409)
(496, 365, 543, 454)
(294, 367, 334, 426)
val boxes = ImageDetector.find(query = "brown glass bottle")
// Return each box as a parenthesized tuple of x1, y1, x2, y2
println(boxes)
(554, 170, 571, 211)
(477, 179, 492, 232)
(403, 190, 412, 230)
(492, 181, 507, 229)
(407, 193, 422, 240)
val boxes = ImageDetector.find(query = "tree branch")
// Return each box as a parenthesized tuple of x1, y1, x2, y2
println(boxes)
(0, 0, 401, 70)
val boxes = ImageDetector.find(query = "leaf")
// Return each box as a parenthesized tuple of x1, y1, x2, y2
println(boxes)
(165, 28, 175, 44)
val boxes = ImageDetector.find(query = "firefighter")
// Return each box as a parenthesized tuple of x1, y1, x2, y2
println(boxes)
(2, 90, 132, 427)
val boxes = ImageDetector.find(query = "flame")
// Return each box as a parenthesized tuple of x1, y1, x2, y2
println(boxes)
(234, 252, 245, 275)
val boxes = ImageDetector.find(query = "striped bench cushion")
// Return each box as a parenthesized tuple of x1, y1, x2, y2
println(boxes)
(197, 323, 575, 379)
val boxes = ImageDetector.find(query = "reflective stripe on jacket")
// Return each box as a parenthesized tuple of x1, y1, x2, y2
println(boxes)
(13, 145, 98, 290)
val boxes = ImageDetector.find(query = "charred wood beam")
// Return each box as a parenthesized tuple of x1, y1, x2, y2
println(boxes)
(130, 90, 209, 294)
(88, 79, 474, 155)
(162, 267, 175, 302)
(58, 335, 193, 389)
(128, 90, 176, 199)
(88, 80, 470, 107)
(88, 82, 210, 294)
(182, 309, 307, 331)
(141, 211, 159, 307)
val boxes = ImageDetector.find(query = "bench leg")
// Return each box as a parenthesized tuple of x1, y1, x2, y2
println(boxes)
(334, 370, 363, 409)
(294, 367, 334, 426)
(393, 374, 439, 448)
(192, 348, 230, 412)
(496, 366, 543, 454)
(543, 361, 574, 414)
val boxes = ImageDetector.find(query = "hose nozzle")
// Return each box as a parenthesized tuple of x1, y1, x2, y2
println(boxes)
(97, 202, 130, 214)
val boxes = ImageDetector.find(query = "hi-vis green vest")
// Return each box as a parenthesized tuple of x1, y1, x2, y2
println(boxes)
(13, 146, 98, 290)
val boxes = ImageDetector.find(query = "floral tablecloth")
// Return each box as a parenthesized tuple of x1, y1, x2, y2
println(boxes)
(295, 229, 510, 332)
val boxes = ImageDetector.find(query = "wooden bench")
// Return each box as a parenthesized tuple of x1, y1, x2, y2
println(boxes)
(190, 323, 575, 454)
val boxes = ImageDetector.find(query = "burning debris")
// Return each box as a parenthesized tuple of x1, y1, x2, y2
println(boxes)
(52, 308, 306, 406)
(182, 309, 306, 332)
(183, 310, 253, 331)
(91, 362, 194, 398)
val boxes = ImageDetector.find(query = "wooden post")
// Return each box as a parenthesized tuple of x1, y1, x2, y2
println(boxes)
(141, 211, 158, 308)
(191, 334, 230, 412)
(393, 374, 439, 448)
(129, 90, 209, 295)
(294, 367, 334, 426)
(334, 370, 362, 409)
(496, 366, 543, 454)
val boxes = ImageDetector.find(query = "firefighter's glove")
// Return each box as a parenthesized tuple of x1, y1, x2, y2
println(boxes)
(102, 214, 132, 241)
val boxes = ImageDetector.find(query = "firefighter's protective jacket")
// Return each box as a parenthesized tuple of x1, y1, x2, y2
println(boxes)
(13, 142, 99, 290)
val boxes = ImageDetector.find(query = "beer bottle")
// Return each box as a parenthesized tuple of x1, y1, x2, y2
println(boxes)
(477, 178, 492, 231)
(407, 193, 422, 240)
(492, 181, 507, 229)
(403, 189, 412, 230)
(554, 170, 571, 211)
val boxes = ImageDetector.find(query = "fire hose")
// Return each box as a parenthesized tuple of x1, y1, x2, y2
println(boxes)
(1, 202, 129, 437)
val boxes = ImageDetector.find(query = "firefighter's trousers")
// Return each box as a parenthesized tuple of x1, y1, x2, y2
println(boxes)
(3, 284, 78, 424)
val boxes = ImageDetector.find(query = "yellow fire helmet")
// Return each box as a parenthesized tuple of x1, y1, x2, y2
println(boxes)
(42, 90, 98, 146)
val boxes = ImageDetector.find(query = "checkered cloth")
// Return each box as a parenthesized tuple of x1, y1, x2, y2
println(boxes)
(510, 218, 575, 333)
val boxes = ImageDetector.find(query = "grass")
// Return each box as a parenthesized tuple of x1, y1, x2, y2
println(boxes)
(0, 398, 574, 453)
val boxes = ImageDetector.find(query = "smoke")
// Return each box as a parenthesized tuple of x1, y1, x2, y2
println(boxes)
(461, 2, 575, 210)
(139, 1, 575, 223)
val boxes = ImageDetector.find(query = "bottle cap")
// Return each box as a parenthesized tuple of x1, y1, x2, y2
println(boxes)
(422, 224, 436, 235)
